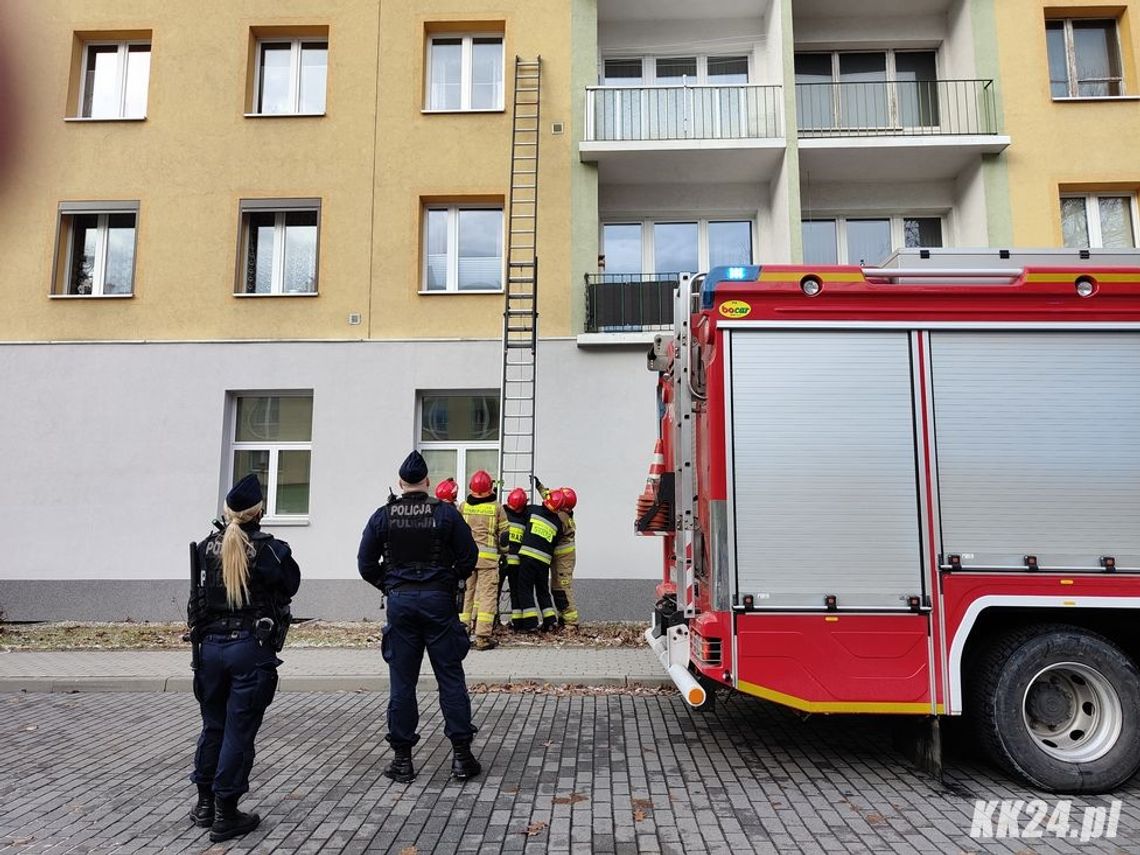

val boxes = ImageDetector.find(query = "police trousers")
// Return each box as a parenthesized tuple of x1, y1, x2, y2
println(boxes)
(382, 589, 474, 747)
(191, 631, 279, 799)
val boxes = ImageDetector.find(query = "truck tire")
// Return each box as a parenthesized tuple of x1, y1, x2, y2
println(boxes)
(968, 623, 1140, 793)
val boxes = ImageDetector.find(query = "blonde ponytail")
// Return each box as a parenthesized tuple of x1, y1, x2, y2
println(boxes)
(220, 501, 263, 610)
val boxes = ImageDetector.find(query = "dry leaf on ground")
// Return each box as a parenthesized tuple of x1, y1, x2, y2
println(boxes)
(399, 847, 417, 855)
(632, 798, 653, 810)
(522, 820, 548, 837)
(633, 809, 648, 822)
(552, 792, 588, 805)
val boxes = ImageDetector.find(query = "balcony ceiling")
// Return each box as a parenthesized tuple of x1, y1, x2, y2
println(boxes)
(581, 140, 785, 184)
(793, 0, 951, 16)
(798, 135, 1011, 182)
(599, 0, 770, 23)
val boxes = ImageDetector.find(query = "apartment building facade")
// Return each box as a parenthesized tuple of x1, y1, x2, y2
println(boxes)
(1, 0, 1135, 620)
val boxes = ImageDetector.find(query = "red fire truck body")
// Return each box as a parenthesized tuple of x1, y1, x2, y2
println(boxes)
(643, 250, 1140, 792)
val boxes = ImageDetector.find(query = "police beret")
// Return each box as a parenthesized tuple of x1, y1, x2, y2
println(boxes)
(399, 450, 429, 483)
(226, 473, 263, 512)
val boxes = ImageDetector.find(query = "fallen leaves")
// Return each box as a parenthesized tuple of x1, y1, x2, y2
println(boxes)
(468, 682, 676, 697)
(521, 820, 548, 837)
(632, 798, 653, 810)
(633, 809, 648, 822)
(552, 792, 588, 805)
(399, 847, 418, 855)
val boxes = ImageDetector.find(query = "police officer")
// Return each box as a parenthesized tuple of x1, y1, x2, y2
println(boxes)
(188, 473, 301, 843)
(357, 451, 482, 783)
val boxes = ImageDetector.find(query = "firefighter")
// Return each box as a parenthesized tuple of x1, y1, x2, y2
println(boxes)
(435, 478, 459, 504)
(356, 451, 482, 783)
(516, 488, 565, 632)
(457, 470, 508, 650)
(550, 486, 579, 632)
(501, 487, 528, 630)
(188, 474, 301, 843)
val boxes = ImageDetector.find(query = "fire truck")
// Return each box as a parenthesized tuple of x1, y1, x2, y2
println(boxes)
(641, 249, 1140, 793)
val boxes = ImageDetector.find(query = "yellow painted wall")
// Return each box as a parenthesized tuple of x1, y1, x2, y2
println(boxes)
(0, 0, 574, 342)
(995, 1, 1140, 246)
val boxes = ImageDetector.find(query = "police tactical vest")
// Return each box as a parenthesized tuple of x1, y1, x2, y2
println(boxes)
(385, 494, 450, 571)
(197, 530, 276, 625)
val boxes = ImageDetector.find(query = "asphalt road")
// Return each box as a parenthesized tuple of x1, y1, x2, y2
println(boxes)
(0, 689, 1136, 854)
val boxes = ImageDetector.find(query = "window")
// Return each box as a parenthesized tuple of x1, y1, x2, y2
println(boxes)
(795, 50, 938, 129)
(427, 35, 504, 111)
(601, 219, 753, 275)
(802, 216, 944, 265)
(230, 394, 313, 518)
(1061, 194, 1137, 248)
(254, 39, 327, 114)
(1046, 18, 1123, 97)
(424, 205, 503, 291)
(76, 40, 150, 119)
(237, 199, 320, 295)
(52, 201, 138, 296)
(419, 392, 500, 487)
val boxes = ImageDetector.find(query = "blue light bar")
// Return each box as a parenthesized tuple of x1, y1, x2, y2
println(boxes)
(701, 265, 762, 308)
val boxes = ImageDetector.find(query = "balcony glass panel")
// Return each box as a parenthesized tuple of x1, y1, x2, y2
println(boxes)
(795, 53, 834, 130)
(654, 222, 699, 275)
(895, 52, 939, 128)
(846, 219, 892, 265)
(839, 53, 888, 128)
(709, 221, 753, 267)
(803, 220, 838, 265)
(603, 223, 643, 275)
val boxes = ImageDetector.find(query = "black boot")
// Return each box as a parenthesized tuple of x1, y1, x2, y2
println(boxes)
(209, 795, 260, 843)
(188, 783, 213, 828)
(451, 740, 482, 780)
(384, 744, 416, 784)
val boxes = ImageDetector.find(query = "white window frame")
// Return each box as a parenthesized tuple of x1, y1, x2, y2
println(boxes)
(417, 391, 500, 485)
(794, 49, 940, 129)
(237, 199, 321, 296)
(228, 392, 313, 523)
(422, 204, 504, 293)
(425, 34, 505, 112)
(1047, 18, 1125, 99)
(1060, 193, 1139, 247)
(54, 201, 139, 298)
(76, 40, 150, 119)
(600, 54, 753, 86)
(600, 217, 757, 275)
(251, 38, 328, 116)
(802, 214, 946, 264)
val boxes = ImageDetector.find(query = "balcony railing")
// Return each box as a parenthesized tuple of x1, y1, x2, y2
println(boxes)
(585, 273, 679, 333)
(795, 79, 999, 136)
(585, 84, 783, 142)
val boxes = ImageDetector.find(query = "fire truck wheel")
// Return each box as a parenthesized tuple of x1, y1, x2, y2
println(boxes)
(969, 624, 1140, 794)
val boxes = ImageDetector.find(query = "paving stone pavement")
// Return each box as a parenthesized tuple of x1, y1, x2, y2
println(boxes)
(0, 689, 1136, 855)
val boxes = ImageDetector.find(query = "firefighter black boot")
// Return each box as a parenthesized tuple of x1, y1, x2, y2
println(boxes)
(384, 744, 416, 784)
(188, 784, 214, 828)
(451, 740, 482, 780)
(209, 796, 260, 842)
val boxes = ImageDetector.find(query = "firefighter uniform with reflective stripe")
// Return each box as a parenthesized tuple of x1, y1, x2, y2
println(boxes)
(502, 506, 527, 628)
(457, 494, 508, 639)
(517, 504, 562, 630)
(551, 510, 578, 627)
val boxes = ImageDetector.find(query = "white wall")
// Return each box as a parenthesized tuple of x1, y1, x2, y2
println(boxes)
(793, 14, 945, 50)
(952, 158, 989, 247)
(0, 340, 661, 584)
(944, 0, 978, 80)
(799, 180, 956, 217)
(599, 18, 776, 82)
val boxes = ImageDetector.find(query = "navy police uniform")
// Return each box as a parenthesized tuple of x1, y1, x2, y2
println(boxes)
(357, 452, 479, 776)
(188, 474, 300, 838)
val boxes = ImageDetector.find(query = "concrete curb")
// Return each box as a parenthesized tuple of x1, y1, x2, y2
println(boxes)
(0, 675, 672, 694)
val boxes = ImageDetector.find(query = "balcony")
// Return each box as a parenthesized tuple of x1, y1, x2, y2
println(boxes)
(583, 273, 678, 337)
(795, 79, 1010, 181)
(580, 84, 785, 184)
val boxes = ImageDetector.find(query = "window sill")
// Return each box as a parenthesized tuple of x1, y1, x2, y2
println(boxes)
(418, 288, 505, 295)
(233, 291, 319, 297)
(421, 108, 506, 115)
(244, 111, 327, 118)
(1051, 95, 1140, 102)
(262, 517, 310, 527)
(64, 116, 147, 122)
(49, 293, 134, 299)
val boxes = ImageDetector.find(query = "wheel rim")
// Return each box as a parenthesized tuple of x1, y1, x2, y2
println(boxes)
(1021, 661, 1123, 763)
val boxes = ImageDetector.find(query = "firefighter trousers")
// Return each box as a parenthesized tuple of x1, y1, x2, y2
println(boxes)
(550, 556, 578, 627)
(504, 560, 523, 629)
(517, 556, 557, 631)
(460, 559, 500, 639)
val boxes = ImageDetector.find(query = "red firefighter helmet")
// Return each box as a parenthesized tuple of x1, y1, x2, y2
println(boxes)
(435, 478, 459, 503)
(468, 469, 493, 495)
(560, 487, 577, 510)
(505, 487, 528, 513)
(543, 488, 566, 513)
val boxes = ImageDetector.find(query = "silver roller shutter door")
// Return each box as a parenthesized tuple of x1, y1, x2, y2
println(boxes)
(931, 331, 1140, 570)
(729, 330, 924, 609)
